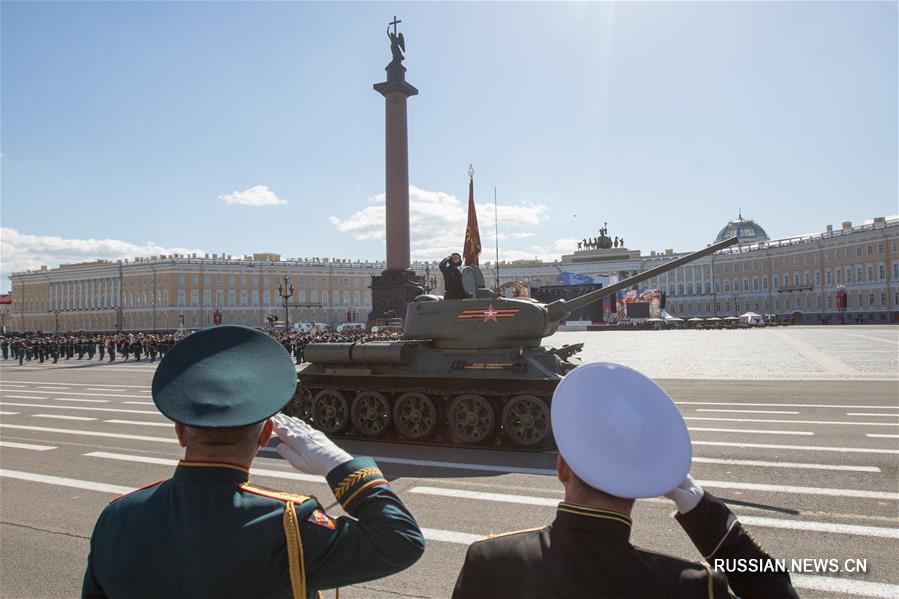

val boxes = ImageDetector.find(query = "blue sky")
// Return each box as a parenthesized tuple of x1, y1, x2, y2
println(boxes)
(2, 1, 896, 292)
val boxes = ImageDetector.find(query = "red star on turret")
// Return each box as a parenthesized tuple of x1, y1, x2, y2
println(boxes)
(483, 304, 498, 322)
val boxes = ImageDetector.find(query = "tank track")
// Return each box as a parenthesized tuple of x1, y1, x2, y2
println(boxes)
(286, 374, 558, 451)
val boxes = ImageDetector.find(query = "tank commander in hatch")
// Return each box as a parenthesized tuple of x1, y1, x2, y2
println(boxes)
(453, 362, 798, 599)
(82, 325, 424, 599)
(439, 252, 470, 300)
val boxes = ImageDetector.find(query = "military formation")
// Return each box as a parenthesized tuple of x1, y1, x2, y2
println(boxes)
(0, 328, 403, 368)
(0, 333, 183, 365)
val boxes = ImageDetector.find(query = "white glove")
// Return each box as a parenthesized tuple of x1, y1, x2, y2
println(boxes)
(664, 474, 704, 514)
(272, 413, 353, 477)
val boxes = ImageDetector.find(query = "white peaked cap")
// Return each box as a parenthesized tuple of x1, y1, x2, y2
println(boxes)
(551, 362, 692, 499)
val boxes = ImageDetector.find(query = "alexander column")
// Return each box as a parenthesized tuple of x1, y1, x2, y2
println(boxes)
(370, 17, 423, 324)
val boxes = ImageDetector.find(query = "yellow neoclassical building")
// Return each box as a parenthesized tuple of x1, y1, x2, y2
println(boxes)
(6, 216, 898, 333)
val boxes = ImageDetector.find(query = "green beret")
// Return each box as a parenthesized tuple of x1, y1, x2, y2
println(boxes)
(152, 326, 297, 428)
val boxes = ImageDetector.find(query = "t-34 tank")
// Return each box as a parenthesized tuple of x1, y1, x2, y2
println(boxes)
(288, 237, 738, 448)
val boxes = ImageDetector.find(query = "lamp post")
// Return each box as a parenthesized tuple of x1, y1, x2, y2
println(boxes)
(179, 312, 185, 330)
(278, 276, 294, 331)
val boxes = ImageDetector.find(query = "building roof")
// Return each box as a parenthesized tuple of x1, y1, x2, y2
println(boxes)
(715, 215, 769, 245)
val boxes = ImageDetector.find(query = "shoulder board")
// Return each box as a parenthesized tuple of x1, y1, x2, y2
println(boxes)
(481, 526, 545, 542)
(240, 482, 312, 504)
(109, 480, 166, 504)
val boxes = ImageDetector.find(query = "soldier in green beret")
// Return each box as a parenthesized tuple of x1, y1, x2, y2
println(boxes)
(82, 325, 424, 599)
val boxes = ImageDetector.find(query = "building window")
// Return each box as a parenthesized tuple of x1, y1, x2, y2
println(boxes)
(204, 275, 211, 285)
(794, 274, 800, 287)
(815, 272, 821, 285)
(880, 293, 886, 306)
(827, 296, 833, 308)
(204, 289, 211, 305)
(743, 278, 749, 291)
(856, 247, 861, 257)
(177, 289, 185, 306)
(783, 274, 788, 288)
(263, 290, 271, 305)
(893, 264, 899, 279)
(190, 290, 199, 306)
(252, 276, 258, 286)
(216, 290, 224, 306)
(763, 277, 768, 290)
(229, 276, 236, 285)
(216, 275, 223, 285)
(856, 267, 862, 282)
(191, 275, 198, 285)
(178, 275, 185, 285)
(252, 290, 259, 305)
(867, 266, 873, 281)
(867, 245, 873, 256)
(878, 265, 885, 280)
(228, 290, 236, 305)
(868, 293, 875, 307)
(298, 290, 306, 303)
(240, 291, 248, 306)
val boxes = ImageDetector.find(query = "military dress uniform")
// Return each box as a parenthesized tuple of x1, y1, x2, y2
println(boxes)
(452, 493, 797, 599)
(82, 456, 423, 599)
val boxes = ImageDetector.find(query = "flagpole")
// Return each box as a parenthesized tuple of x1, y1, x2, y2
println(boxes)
(494, 186, 500, 289)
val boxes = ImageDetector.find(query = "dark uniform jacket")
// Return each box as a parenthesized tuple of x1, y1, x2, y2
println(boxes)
(453, 494, 798, 599)
(82, 457, 424, 599)
(439, 257, 468, 300)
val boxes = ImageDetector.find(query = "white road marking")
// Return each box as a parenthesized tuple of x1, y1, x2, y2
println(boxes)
(739, 516, 898, 540)
(104, 419, 170, 427)
(691, 457, 880, 473)
(421, 528, 486, 545)
(263, 448, 883, 475)
(122, 401, 155, 405)
(677, 402, 899, 410)
(413, 476, 898, 503)
(33, 414, 97, 422)
(698, 480, 899, 500)
(84, 451, 325, 483)
(87, 388, 126, 392)
(53, 398, 110, 404)
(0, 380, 147, 388)
(3, 389, 146, 398)
(0, 402, 157, 415)
(37, 386, 70, 390)
(412, 486, 557, 506)
(0, 424, 177, 444)
(0, 411, 19, 416)
(695, 409, 800, 414)
(847, 413, 899, 417)
(685, 416, 898, 427)
(866, 434, 899, 439)
(0, 384, 27, 388)
(0, 469, 132, 494)
(2, 395, 48, 400)
(0, 441, 56, 451)
(689, 427, 813, 436)
(791, 574, 899, 598)
(693, 440, 899, 455)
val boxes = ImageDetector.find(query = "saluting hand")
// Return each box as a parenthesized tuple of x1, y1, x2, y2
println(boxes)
(664, 474, 704, 514)
(272, 413, 353, 477)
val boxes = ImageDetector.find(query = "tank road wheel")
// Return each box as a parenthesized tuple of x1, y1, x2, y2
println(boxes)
(502, 395, 550, 447)
(312, 389, 349, 434)
(350, 391, 391, 437)
(393, 392, 438, 440)
(284, 386, 314, 421)
(448, 394, 496, 444)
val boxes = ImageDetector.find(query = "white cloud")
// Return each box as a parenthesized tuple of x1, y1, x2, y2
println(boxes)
(331, 185, 549, 262)
(0, 228, 205, 290)
(219, 185, 287, 206)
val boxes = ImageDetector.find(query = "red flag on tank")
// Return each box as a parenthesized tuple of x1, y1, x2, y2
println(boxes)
(463, 168, 481, 266)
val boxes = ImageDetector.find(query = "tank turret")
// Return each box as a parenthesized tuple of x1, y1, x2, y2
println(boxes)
(404, 237, 738, 348)
(288, 237, 738, 448)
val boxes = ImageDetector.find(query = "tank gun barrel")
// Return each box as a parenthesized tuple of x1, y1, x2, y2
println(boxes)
(547, 237, 739, 320)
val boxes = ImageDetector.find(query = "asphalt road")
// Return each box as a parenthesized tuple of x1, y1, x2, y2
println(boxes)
(1, 331, 897, 599)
